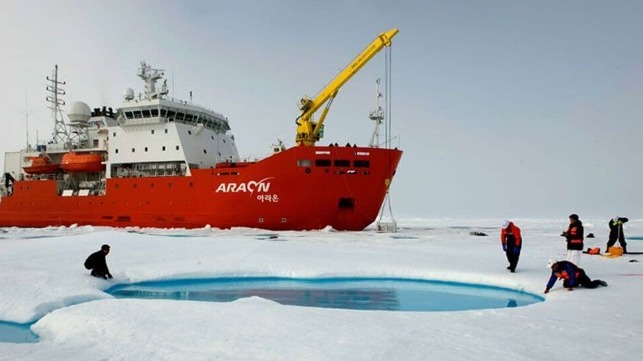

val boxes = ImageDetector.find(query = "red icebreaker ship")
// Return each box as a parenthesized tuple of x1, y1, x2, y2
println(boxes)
(0, 29, 402, 231)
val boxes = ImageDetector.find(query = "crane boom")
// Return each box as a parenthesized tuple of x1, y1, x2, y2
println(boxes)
(295, 28, 398, 146)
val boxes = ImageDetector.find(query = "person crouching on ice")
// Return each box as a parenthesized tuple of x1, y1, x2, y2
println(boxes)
(84, 244, 113, 279)
(544, 260, 607, 294)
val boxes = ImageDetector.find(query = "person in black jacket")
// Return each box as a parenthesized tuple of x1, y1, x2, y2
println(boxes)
(561, 214, 584, 265)
(84, 244, 113, 279)
(607, 216, 628, 254)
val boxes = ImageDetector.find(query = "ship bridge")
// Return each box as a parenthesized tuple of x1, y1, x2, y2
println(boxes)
(105, 62, 240, 178)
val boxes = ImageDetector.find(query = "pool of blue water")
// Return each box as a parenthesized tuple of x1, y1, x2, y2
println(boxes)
(0, 321, 38, 343)
(1, 277, 543, 344)
(105, 277, 543, 312)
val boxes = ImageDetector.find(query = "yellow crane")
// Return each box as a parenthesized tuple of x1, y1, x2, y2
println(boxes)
(295, 28, 399, 146)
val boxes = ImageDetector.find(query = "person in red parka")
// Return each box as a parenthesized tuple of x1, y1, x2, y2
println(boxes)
(501, 220, 522, 273)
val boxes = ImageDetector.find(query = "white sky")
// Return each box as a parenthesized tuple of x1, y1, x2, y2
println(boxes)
(0, 218, 642, 360)
(1, 0, 642, 219)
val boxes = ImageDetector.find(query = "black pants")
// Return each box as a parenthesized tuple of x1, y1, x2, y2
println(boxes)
(505, 239, 520, 271)
(563, 269, 603, 289)
(91, 269, 109, 279)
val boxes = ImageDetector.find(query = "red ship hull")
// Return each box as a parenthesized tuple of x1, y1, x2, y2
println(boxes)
(0, 146, 402, 231)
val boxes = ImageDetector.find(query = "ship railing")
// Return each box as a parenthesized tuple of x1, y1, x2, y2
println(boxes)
(23, 173, 61, 181)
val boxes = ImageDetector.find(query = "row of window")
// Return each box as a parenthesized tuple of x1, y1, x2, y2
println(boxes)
(114, 129, 168, 137)
(113, 146, 223, 156)
(297, 159, 370, 168)
(121, 108, 228, 131)
(114, 181, 194, 189)
(113, 129, 228, 143)
(114, 145, 180, 153)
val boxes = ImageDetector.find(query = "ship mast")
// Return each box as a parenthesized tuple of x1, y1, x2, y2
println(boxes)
(138, 61, 168, 100)
(376, 46, 397, 233)
(368, 79, 384, 147)
(24, 93, 32, 151)
(46, 65, 69, 147)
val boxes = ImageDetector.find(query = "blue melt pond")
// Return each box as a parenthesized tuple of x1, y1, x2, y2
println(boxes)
(0, 321, 38, 344)
(106, 277, 543, 312)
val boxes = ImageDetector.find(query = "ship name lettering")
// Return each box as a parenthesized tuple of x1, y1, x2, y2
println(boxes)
(215, 178, 272, 194)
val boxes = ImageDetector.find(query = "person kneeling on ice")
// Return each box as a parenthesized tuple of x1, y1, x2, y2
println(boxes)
(544, 260, 607, 294)
(84, 244, 113, 279)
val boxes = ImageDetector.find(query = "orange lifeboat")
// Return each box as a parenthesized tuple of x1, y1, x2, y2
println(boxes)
(61, 152, 104, 173)
(23, 156, 60, 174)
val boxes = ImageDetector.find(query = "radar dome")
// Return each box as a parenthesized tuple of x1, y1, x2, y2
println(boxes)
(67, 101, 91, 125)
(123, 87, 135, 101)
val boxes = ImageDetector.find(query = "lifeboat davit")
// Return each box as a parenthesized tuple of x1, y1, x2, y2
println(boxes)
(23, 156, 60, 174)
(61, 152, 104, 173)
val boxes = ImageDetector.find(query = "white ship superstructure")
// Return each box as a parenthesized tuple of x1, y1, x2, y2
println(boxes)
(108, 62, 240, 178)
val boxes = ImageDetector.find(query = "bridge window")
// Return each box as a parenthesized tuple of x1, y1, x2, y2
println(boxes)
(142, 109, 151, 118)
(315, 159, 331, 167)
(151, 109, 158, 117)
(353, 160, 370, 168)
(334, 160, 350, 167)
(297, 159, 312, 167)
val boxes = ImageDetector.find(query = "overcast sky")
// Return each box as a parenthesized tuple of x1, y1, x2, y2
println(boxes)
(1, 0, 642, 220)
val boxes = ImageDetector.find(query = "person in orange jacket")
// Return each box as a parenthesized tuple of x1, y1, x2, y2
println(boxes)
(562, 214, 584, 265)
(501, 220, 522, 273)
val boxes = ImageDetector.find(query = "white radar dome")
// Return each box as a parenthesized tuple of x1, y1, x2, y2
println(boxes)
(67, 101, 92, 125)
(123, 87, 135, 101)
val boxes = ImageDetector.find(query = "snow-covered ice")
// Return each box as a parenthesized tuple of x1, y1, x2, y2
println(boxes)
(1, 218, 642, 360)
